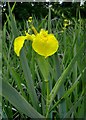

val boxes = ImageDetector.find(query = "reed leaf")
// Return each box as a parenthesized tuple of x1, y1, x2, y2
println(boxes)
(20, 48, 39, 111)
(50, 67, 85, 112)
(2, 80, 45, 119)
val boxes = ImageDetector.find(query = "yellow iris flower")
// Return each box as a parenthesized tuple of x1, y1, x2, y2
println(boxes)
(14, 29, 59, 58)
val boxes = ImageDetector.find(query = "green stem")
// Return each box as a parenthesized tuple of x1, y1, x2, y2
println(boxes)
(73, 23, 78, 99)
(45, 79, 49, 118)
(55, 54, 66, 118)
(48, 3, 51, 33)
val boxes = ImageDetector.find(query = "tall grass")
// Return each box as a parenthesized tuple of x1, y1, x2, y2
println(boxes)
(2, 2, 86, 119)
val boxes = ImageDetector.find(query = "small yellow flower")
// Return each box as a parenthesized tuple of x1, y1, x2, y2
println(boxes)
(64, 19, 69, 22)
(28, 17, 32, 23)
(14, 29, 59, 58)
(63, 19, 71, 28)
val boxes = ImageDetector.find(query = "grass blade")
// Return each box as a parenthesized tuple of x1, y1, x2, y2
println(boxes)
(8, 3, 18, 37)
(63, 95, 85, 118)
(2, 80, 45, 119)
(50, 67, 85, 112)
(20, 48, 39, 111)
(54, 54, 66, 118)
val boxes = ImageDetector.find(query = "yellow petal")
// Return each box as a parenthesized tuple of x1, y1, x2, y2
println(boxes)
(14, 36, 26, 56)
(32, 30, 59, 58)
(25, 33, 35, 41)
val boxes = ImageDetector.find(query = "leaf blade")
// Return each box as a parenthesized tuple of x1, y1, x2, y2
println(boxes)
(2, 80, 45, 119)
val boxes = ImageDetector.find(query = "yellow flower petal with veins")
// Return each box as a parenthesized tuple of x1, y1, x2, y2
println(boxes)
(14, 33, 34, 56)
(14, 36, 26, 56)
(32, 29, 59, 58)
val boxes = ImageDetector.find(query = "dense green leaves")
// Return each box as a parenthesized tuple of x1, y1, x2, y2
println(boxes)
(2, 2, 86, 119)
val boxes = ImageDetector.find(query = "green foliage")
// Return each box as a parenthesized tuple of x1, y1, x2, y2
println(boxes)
(2, 2, 86, 119)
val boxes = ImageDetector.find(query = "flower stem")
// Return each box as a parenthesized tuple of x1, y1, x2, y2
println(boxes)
(45, 79, 49, 118)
